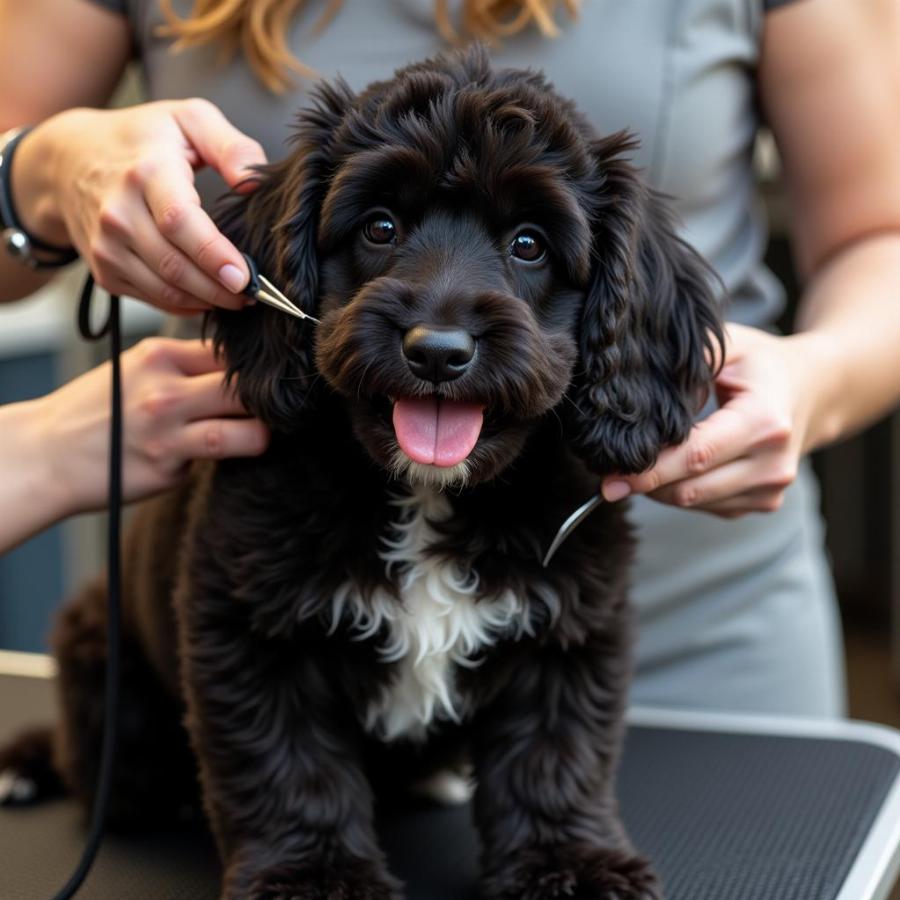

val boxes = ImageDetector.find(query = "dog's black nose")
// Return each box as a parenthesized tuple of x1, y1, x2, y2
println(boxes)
(402, 325, 476, 383)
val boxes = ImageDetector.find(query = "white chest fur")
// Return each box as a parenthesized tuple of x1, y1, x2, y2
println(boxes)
(328, 489, 533, 742)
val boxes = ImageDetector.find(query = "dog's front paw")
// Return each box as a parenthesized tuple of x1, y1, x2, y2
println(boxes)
(483, 845, 661, 900)
(226, 857, 404, 900)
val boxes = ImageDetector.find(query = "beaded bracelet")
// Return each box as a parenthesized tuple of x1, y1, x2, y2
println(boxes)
(0, 126, 79, 270)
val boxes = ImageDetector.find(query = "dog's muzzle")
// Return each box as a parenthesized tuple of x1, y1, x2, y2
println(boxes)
(390, 325, 484, 468)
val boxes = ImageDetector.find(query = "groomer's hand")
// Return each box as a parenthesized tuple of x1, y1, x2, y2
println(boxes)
(13, 100, 267, 314)
(601, 323, 835, 517)
(38, 338, 269, 516)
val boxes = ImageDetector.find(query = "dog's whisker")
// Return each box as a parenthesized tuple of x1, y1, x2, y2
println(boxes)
(547, 405, 565, 437)
(560, 393, 584, 415)
(356, 360, 378, 402)
(279, 372, 321, 383)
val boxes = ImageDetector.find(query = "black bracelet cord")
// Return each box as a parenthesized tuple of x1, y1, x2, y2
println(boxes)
(51, 274, 123, 899)
(0, 127, 79, 269)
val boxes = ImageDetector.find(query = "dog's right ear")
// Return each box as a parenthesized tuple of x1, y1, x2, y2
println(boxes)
(212, 81, 354, 432)
(566, 132, 725, 475)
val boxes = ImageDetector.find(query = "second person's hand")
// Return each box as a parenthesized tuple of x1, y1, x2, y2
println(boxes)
(40, 337, 271, 517)
(0, 337, 270, 555)
(12, 99, 267, 315)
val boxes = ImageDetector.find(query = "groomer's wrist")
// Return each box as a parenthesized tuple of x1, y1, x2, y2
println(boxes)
(786, 329, 845, 454)
(12, 118, 73, 249)
(0, 399, 70, 540)
(30, 390, 103, 521)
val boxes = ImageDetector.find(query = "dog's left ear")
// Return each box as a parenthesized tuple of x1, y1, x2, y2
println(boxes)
(211, 81, 354, 432)
(566, 132, 725, 475)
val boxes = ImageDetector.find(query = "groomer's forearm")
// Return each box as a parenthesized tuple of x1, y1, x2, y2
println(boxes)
(794, 232, 900, 452)
(0, 398, 65, 553)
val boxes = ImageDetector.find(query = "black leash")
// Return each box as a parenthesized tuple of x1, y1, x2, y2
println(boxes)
(51, 275, 123, 899)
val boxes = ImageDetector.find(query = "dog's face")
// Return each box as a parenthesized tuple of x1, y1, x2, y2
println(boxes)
(311, 69, 598, 488)
(215, 48, 723, 485)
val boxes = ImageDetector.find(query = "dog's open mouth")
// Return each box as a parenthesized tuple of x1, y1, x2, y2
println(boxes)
(391, 396, 485, 467)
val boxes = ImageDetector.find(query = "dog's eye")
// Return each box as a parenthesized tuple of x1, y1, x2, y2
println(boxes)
(510, 230, 546, 264)
(363, 215, 397, 246)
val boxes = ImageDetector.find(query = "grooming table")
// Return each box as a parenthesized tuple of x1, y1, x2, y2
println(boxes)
(1, 652, 899, 900)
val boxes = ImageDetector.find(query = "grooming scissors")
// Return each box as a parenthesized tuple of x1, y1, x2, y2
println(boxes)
(241, 252, 320, 324)
(542, 493, 604, 568)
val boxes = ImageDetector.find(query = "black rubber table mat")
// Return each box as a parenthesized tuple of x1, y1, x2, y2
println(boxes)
(1, 673, 898, 899)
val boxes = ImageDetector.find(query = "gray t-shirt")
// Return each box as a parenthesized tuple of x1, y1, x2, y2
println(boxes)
(87, 0, 845, 717)
(98, 0, 798, 328)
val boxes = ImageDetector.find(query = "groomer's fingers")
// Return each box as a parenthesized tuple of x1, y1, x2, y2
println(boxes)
(137, 338, 226, 377)
(691, 484, 791, 518)
(646, 453, 796, 511)
(601, 404, 762, 501)
(176, 417, 270, 462)
(173, 98, 268, 190)
(115, 252, 214, 314)
(87, 230, 211, 315)
(98, 275, 207, 317)
(126, 199, 247, 309)
(140, 155, 252, 301)
(178, 371, 250, 420)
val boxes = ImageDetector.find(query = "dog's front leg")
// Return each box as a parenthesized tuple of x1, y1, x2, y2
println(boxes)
(179, 601, 402, 900)
(471, 637, 660, 900)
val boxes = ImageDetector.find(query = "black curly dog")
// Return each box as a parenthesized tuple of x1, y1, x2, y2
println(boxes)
(1, 47, 723, 899)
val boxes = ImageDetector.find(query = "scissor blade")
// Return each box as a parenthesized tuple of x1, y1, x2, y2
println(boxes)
(257, 274, 294, 305)
(257, 274, 320, 324)
(542, 493, 603, 568)
(256, 290, 308, 320)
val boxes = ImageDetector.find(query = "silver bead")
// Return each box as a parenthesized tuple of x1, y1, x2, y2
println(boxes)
(2, 226, 30, 259)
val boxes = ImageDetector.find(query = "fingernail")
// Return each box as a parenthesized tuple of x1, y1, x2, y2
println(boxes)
(603, 480, 631, 502)
(218, 263, 246, 293)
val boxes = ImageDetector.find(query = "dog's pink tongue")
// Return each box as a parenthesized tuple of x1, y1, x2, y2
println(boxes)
(392, 397, 484, 467)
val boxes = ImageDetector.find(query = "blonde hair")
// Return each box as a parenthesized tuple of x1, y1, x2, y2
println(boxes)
(158, 0, 580, 94)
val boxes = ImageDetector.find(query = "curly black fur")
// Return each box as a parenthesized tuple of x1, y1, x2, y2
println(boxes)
(1, 47, 723, 899)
